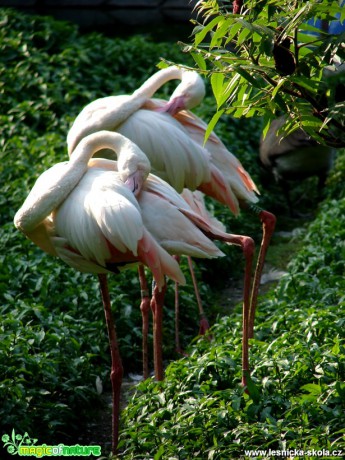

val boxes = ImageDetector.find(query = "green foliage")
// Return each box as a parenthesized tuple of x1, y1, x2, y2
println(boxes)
(120, 191, 345, 458)
(185, 0, 345, 146)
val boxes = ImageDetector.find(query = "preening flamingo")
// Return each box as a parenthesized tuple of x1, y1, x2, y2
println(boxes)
(67, 66, 237, 206)
(161, 72, 276, 343)
(67, 65, 276, 388)
(14, 131, 226, 452)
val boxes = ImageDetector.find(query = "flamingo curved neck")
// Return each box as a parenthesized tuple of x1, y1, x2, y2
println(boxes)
(110, 67, 185, 122)
(68, 66, 199, 155)
(14, 132, 150, 233)
(132, 66, 184, 99)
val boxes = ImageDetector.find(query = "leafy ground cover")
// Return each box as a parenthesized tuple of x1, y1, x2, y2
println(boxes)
(0, 7, 344, 460)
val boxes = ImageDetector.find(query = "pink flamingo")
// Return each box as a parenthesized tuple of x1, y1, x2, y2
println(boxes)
(161, 72, 276, 344)
(14, 131, 226, 453)
(67, 66, 276, 387)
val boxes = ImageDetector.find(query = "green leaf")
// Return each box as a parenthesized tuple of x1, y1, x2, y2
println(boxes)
(243, 371, 261, 404)
(234, 66, 258, 87)
(210, 18, 234, 49)
(261, 112, 274, 140)
(300, 383, 322, 395)
(211, 72, 225, 108)
(271, 78, 286, 99)
(205, 109, 224, 142)
(225, 21, 242, 44)
(194, 16, 224, 46)
(154, 445, 165, 460)
(191, 52, 207, 71)
(237, 27, 251, 46)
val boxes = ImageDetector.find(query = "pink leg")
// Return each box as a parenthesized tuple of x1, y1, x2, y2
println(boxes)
(98, 274, 123, 455)
(249, 210, 276, 338)
(173, 256, 183, 354)
(187, 256, 211, 336)
(212, 233, 255, 389)
(150, 282, 167, 381)
(238, 237, 255, 389)
(174, 281, 182, 355)
(138, 265, 151, 380)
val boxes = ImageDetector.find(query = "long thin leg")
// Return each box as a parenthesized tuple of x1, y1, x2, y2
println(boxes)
(210, 233, 255, 388)
(98, 274, 123, 455)
(238, 237, 255, 388)
(138, 265, 151, 379)
(187, 256, 211, 336)
(150, 282, 167, 381)
(172, 256, 183, 354)
(248, 208, 276, 338)
(174, 255, 210, 355)
(174, 280, 182, 354)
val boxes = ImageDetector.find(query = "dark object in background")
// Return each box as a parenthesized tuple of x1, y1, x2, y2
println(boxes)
(273, 36, 296, 76)
(259, 116, 335, 216)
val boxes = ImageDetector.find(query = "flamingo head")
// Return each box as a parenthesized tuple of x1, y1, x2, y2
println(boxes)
(163, 69, 206, 115)
(118, 138, 151, 196)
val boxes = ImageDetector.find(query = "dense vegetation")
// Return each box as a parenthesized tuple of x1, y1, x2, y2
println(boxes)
(0, 7, 344, 460)
(187, 0, 345, 147)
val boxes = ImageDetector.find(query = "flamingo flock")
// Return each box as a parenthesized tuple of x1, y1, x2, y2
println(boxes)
(14, 65, 276, 454)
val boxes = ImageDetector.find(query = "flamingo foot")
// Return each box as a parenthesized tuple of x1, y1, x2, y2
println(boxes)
(198, 314, 212, 339)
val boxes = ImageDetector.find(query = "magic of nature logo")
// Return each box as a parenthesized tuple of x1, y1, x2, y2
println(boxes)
(1, 429, 101, 457)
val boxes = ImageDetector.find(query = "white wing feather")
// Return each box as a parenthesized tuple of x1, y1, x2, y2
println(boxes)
(54, 168, 143, 266)
(116, 110, 211, 192)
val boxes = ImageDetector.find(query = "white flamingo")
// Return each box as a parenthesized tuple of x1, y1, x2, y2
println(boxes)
(14, 131, 231, 453)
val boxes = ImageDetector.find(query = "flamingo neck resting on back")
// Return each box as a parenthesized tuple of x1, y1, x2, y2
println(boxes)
(14, 130, 151, 234)
(67, 66, 203, 155)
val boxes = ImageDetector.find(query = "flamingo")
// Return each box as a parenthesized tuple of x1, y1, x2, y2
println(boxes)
(160, 72, 276, 343)
(137, 176, 257, 390)
(14, 130, 227, 453)
(66, 65, 276, 388)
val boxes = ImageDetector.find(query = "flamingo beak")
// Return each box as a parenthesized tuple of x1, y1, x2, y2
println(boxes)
(124, 171, 145, 196)
(160, 95, 187, 116)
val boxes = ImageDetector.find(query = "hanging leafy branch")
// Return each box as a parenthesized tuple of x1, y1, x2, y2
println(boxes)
(183, 0, 345, 146)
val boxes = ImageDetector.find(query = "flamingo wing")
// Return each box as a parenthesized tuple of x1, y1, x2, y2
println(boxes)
(53, 168, 143, 266)
(116, 109, 212, 192)
(173, 109, 260, 202)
